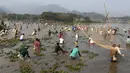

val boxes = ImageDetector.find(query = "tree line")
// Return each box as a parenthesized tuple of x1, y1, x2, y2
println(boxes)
(0, 12, 92, 22)
(40, 12, 92, 23)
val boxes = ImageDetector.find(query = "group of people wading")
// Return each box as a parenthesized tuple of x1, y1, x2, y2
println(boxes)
(4, 21, 127, 62)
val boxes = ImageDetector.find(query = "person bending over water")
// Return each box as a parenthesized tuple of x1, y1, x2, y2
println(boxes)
(70, 46, 81, 60)
(18, 45, 30, 60)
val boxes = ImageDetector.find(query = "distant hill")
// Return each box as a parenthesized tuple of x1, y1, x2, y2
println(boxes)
(1, 4, 105, 21)
(0, 8, 5, 13)
(0, 6, 12, 14)
(34, 4, 70, 14)
(70, 10, 105, 21)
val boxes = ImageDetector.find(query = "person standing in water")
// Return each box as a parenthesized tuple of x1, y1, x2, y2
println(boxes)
(70, 46, 81, 60)
(110, 44, 124, 62)
(95, 41, 124, 62)
(75, 33, 78, 42)
(75, 33, 79, 45)
(126, 36, 130, 48)
(59, 32, 63, 39)
(54, 43, 66, 55)
(33, 38, 41, 55)
(48, 30, 51, 37)
(12, 28, 18, 39)
(126, 36, 130, 44)
(88, 37, 94, 48)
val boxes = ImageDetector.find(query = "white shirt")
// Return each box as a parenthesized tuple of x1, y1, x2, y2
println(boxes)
(89, 38, 94, 44)
(75, 34, 78, 41)
(32, 31, 36, 36)
(108, 30, 110, 34)
(20, 35, 24, 40)
(64, 27, 67, 30)
(90, 39, 94, 44)
(45, 23, 48, 26)
(59, 38, 64, 44)
(91, 28, 93, 31)
(12, 29, 16, 33)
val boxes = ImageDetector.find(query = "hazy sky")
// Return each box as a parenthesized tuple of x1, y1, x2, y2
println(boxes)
(0, 0, 130, 16)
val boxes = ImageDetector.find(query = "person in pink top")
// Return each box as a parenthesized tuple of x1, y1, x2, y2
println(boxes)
(33, 38, 41, 55)
(59, 32, 63, 38)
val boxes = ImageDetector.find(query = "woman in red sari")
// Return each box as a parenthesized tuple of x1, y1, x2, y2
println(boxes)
(33, 38, 41, 55)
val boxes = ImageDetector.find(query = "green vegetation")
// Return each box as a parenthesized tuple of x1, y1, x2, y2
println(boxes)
(1, 12, 93, 24)
(40, 63, 68, 73)
(81, 50, 99, 59)
(0, 38, 19, 47)
(81, 50, 89, 53)
(41, 12, 92, 23)
(49, 63, 60, 72)
(6, 51, 19, 62)
(38, 53, 45, 56)
(7, 14, 40, 21)
(41, 48, 46, 51)
(34, 53, 45, 56)
(65, 62, 86, 72)
(20, 61, 34, 73)
(40, 70, 68, 73)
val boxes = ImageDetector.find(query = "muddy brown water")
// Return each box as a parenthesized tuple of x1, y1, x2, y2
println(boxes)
(0, 22, 130, 73)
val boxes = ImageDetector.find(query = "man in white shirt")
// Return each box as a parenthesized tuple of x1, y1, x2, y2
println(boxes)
(59, 38, 64, 47)
(75, 33, 78, 41)
(20, 33, 25, 41)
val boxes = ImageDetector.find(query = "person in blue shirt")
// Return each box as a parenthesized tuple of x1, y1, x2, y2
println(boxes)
(72, 26, 76, 32)
(70, 46, 81, 60)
